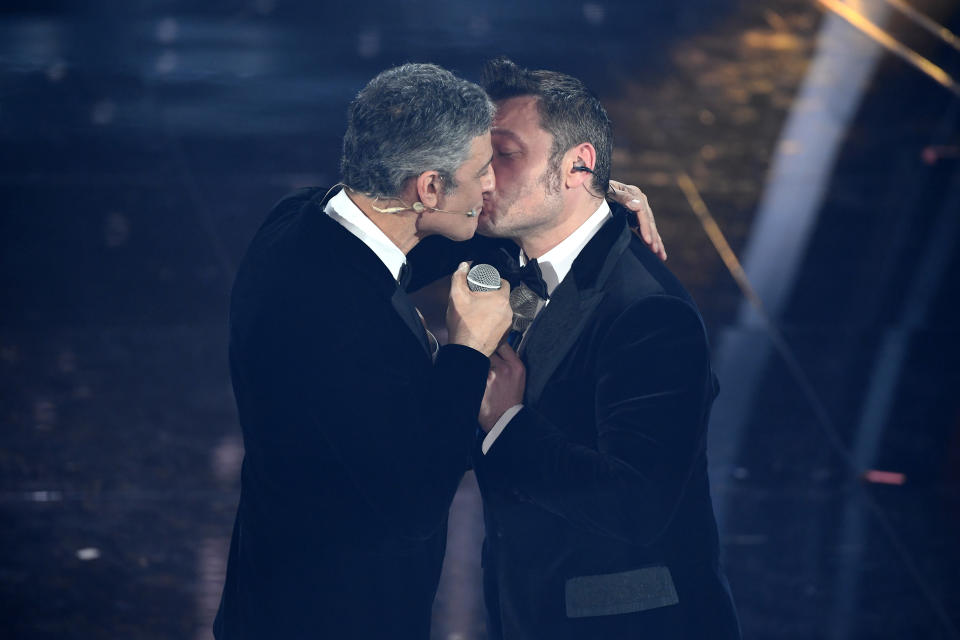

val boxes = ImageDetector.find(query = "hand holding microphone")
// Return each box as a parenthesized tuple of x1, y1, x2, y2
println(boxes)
(446, 262, 512, 357)
(479, 342, 526, 433)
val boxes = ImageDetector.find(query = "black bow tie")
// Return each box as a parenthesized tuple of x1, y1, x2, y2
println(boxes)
(506, 258, 550, 300)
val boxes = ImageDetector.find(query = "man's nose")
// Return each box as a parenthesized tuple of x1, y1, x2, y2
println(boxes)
(482, 165, 496, 193)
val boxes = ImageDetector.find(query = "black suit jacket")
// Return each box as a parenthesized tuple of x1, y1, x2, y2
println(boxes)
(472, 211, 741, 639)
(214, 187, 491, 639)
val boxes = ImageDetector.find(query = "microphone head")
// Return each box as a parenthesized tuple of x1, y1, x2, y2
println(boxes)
(509, 283, 540, 317)
(509, 283, 540, 333)
(466, 263, 502, 292)
(511, 315, 533, 333)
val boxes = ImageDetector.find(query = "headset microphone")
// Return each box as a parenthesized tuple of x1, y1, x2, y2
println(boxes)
(371, 201, 479, 217)
(321, 183, 480, 217)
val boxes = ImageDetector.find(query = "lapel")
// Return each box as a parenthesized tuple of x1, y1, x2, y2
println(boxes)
(522, 214, 633, 405)
(301, 186, 432, 360)
(391, 288, 432, 358)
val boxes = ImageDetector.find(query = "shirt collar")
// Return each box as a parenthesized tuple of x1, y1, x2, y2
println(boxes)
(324, 188, 408, 283)
(519, 200, 612, 296)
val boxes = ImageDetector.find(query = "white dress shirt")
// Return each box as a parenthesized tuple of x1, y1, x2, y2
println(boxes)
(325, 189, 439, 359)
(325, 189, 407, 281)
(482, 200, 613, 454)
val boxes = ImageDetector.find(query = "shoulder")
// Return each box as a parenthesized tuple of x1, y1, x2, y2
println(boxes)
(598, 216, 708, 344)
(232, 188, 361, 329)
(604, 230, 698, 311)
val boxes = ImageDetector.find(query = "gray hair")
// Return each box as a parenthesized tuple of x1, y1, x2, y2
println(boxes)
(340, 63, 495, 199)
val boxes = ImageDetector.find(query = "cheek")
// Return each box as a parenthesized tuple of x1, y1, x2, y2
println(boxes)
(492, 165, 522, 197)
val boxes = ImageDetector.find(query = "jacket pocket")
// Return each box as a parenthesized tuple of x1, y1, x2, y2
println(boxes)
(564, 565, 679, 618)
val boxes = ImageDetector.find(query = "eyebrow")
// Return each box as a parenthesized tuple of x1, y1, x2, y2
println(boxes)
(491, 128, 524, 146)
(476, 154, 493, 177)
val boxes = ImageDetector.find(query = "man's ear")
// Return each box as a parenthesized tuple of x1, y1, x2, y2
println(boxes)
(415, 171, 442, 209)
(564, 142, 598, 189)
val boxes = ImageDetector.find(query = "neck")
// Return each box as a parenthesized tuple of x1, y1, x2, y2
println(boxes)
(344, 188, 422, 255)
(519, 193, 603, 260)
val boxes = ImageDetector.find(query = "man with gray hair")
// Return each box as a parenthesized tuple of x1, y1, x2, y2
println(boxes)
(214, 63, 513, 639)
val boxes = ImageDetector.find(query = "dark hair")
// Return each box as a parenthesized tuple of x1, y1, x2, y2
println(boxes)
(481, 57, 612, 194)
(340, 63, 495, 199)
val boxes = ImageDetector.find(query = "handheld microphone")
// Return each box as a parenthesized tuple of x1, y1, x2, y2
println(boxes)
(466, 264, 502, 292)
(506, 284, 539, 348)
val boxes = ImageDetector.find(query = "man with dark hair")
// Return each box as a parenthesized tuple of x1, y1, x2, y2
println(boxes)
(213, 63, 513, 639)
(471, 57, 742, 639)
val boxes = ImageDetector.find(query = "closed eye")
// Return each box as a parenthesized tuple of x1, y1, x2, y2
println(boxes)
(475, 155, 493, 178)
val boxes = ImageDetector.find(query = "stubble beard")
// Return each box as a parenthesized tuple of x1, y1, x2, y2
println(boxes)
(481, 164, 564, 241)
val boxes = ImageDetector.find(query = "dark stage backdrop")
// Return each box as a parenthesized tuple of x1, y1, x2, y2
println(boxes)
(1, 1, 959, 638)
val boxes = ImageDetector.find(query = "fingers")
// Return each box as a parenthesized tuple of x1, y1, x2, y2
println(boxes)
(639, 205, 660, 258)
(496, 342, 523, 367)
(487, 353, 500, 379)
(608, 180, 638, 197)
(628, 193, 655, 248)
(487, 349, 505, 380)
(488, 344, 523, 373)
(626, 194, 667, 262)
(608, 181, 667, 261)
(451, 262, 469, 291)
(634, 197, 653, 244)
(648, 217, 666, 261)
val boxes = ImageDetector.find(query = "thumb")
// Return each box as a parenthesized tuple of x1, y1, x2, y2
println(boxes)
(497, 342, 523, 366)
(451, 262, 470, 294)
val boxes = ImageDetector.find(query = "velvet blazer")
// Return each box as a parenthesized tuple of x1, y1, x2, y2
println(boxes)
(468, 210, 742, 640)
(214, 187, 491, 639)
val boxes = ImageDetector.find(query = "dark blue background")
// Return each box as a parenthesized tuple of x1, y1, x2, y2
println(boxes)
(2, 1, 959, 638)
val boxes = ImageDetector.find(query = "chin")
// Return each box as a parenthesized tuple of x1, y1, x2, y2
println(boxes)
(448, 221, 479, 242)
(477, 217, 509, 239)
(476, 215, 494, 235)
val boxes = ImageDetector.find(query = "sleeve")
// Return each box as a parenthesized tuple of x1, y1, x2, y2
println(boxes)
(241, 282, 492, 542)
(477, 296, 714, 545)
(307, 342, 491, 540)
(481, 404, 524, 455)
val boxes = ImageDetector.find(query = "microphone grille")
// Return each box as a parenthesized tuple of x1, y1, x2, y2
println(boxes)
(467, 263, 502, 292)
(509, 283, 540, 318)
(511, 314, 533, 333)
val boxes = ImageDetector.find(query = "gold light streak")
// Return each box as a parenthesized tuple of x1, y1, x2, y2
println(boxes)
(675, 172, 771, 324)
(677, 167, 960, 640)
(885, 0, 960, 53)
(818, 0, 960, 97)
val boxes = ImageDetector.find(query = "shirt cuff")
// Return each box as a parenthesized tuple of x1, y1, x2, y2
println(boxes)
(481, 404, 524, 455)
